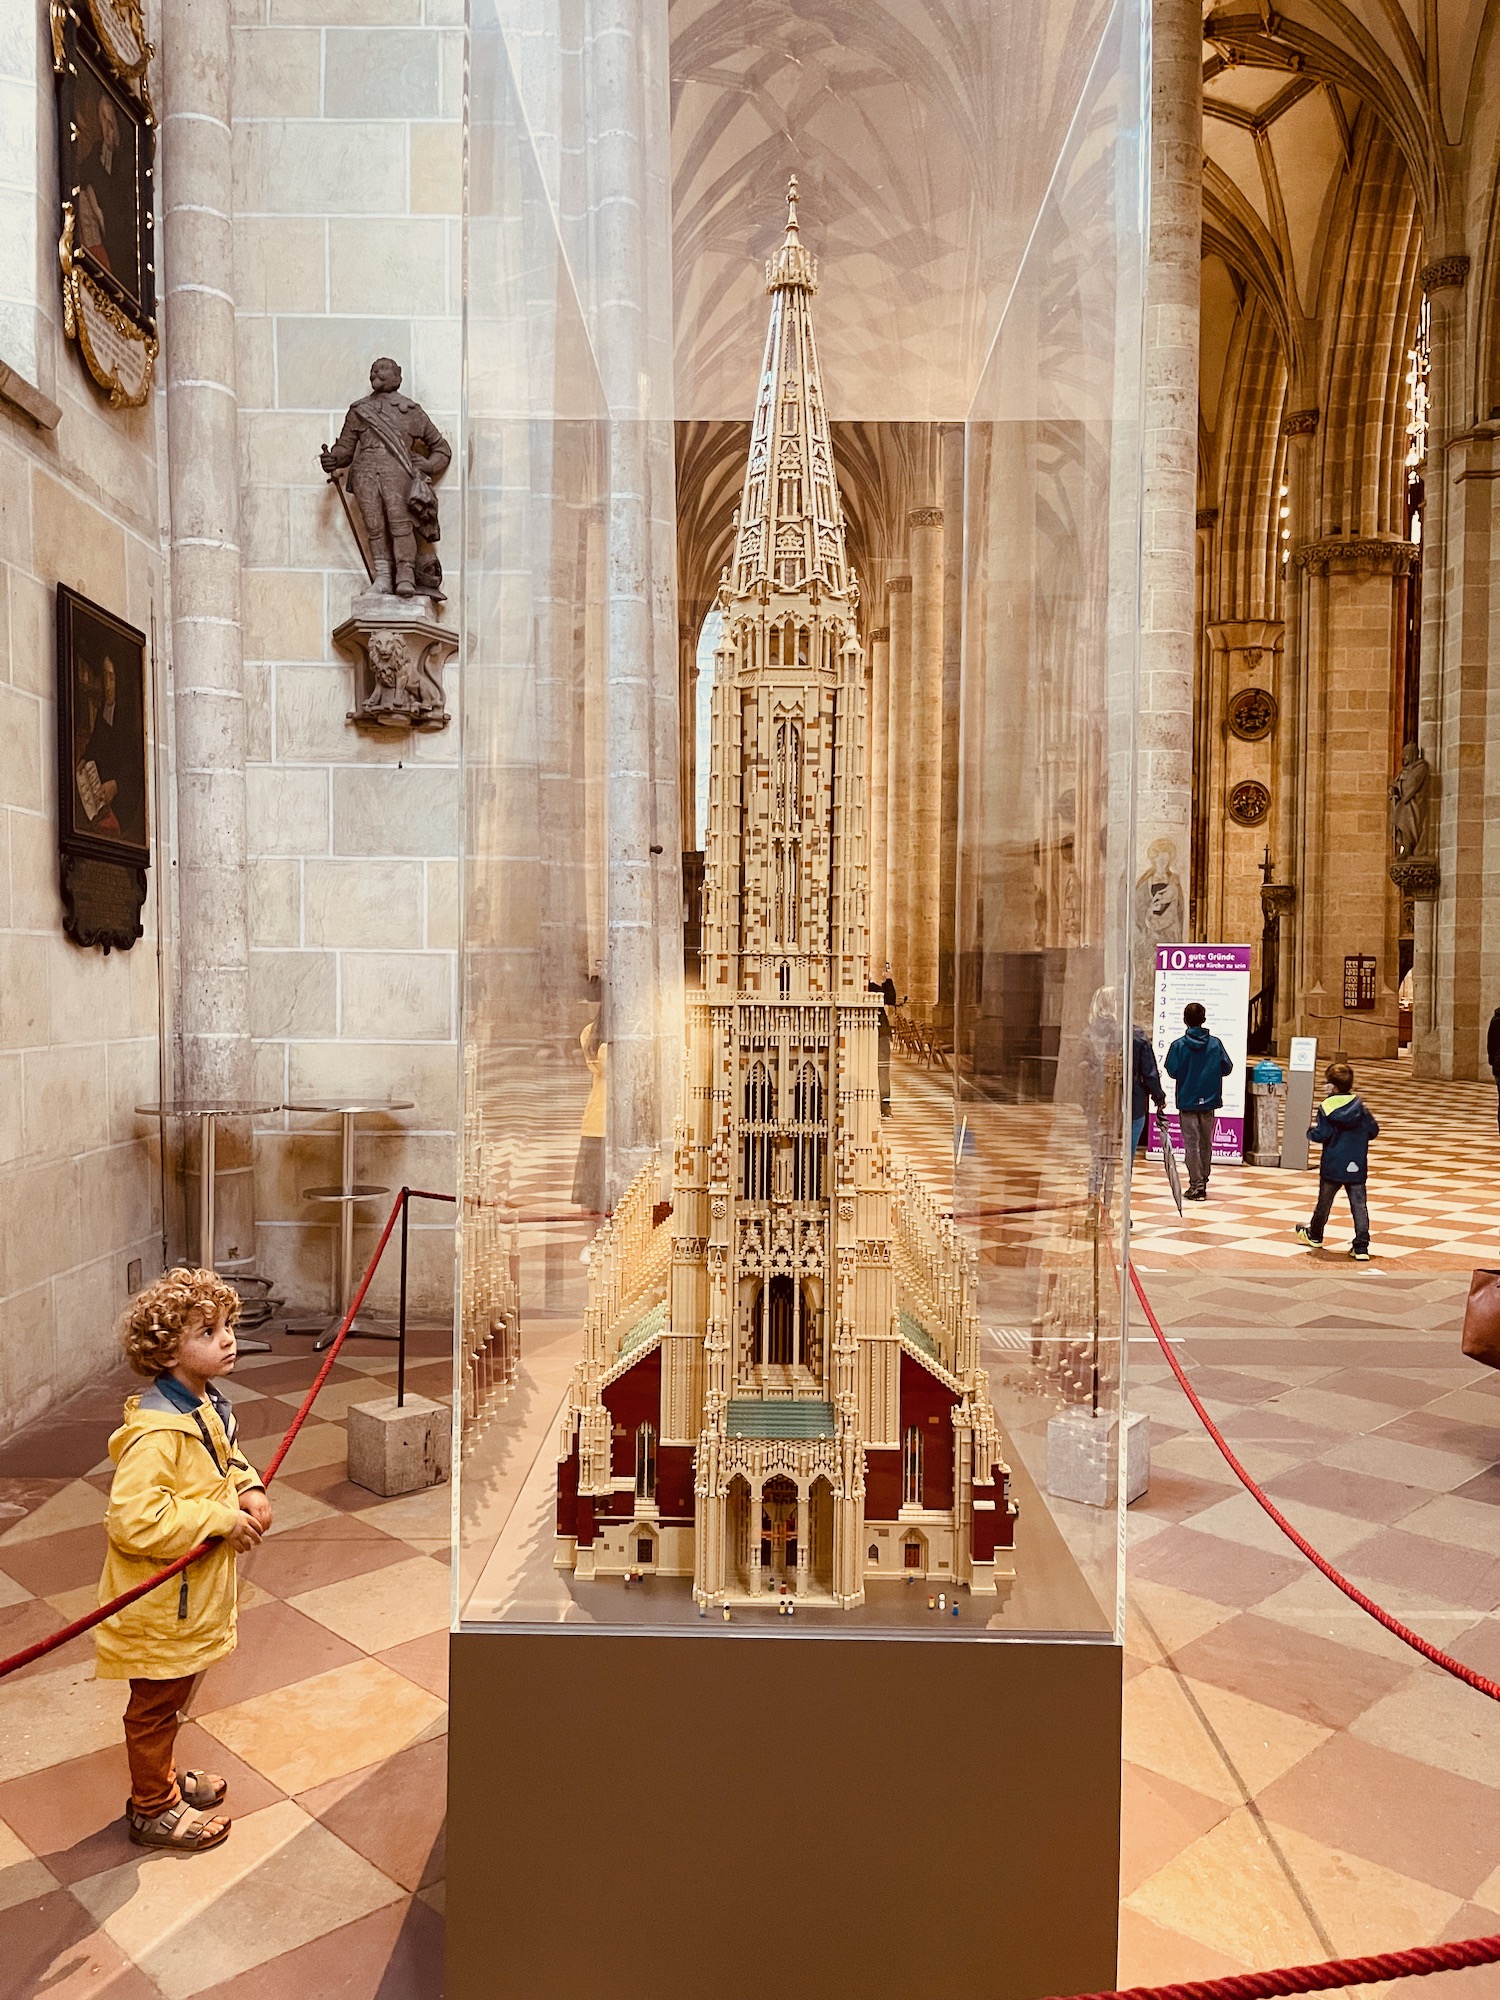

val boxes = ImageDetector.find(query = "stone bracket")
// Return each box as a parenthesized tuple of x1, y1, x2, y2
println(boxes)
(333, 591, 455, 732)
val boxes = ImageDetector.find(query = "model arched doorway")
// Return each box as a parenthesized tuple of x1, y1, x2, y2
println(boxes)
(760, 1475, 799, 1585)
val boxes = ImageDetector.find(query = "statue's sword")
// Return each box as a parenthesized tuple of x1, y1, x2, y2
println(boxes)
(325, 465, 374, 583)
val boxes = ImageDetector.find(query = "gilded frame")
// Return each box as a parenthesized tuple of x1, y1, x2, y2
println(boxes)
(53, 1, 158, 407)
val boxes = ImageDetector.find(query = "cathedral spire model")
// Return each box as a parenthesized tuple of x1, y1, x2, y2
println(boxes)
(555, 183, 1015, 1608)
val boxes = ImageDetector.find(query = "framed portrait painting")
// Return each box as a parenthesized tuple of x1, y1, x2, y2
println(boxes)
(53, 0, 158, 405)
(55, 584, 151, 951)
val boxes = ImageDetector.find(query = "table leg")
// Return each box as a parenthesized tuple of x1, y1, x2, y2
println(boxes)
(339, 1110, 356, 1317)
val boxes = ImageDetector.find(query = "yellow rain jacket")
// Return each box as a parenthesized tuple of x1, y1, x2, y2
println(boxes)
(95, 1377, 265, 1681)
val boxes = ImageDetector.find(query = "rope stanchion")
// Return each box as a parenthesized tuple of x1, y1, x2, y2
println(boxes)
(0, 1185, 452, 1682)
(1128, 1260, 1500, 1704)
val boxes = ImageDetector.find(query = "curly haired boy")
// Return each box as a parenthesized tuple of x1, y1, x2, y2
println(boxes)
(96, 1267, 273, 1851)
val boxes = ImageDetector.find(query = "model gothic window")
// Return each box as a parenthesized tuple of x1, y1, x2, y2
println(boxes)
(791, 1062, 825, 1200)
(634, 1422, 656, 1502)
(903, 1424, 923, 1507)
(767, 1274, 797, 1365)
(742, 1060, 774, 1199)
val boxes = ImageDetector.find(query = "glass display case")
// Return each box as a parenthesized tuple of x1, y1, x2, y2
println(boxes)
(451, 2, 1145, 1990)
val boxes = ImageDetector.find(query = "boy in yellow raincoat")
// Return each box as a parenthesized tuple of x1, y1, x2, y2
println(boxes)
(96, 1268, 272, 1851)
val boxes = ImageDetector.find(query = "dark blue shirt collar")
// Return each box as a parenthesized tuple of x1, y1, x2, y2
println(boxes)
(153, 1373, 231, 1423)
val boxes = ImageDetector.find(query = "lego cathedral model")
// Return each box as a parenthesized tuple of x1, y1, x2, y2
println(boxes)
(555, 185, 1016, 1610)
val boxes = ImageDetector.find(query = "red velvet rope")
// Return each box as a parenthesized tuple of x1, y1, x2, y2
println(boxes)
(1048, 1930, 1500, 2000)
(0, 1187, 456, 1682)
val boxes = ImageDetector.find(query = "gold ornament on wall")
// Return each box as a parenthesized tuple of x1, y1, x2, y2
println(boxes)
(1227, 686, 1276, 741)
(1228, 780, 1271, 828)
(53, 0, 157, 407)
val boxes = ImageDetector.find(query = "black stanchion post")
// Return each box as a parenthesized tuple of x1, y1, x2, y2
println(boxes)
(397, 1189, 410, 1409)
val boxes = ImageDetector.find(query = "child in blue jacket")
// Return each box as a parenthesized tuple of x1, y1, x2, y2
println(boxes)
(1296, 1061, 1379, 1261)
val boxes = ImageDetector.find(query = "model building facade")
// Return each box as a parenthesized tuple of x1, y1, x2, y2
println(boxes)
(556, 186, 1015, 1608)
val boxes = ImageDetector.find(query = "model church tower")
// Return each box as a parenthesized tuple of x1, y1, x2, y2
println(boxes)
(555, 183, 1015, 1607)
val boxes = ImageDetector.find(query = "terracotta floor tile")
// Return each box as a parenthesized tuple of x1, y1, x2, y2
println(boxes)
(225, 1357, 356, 1397)
(0, 1422, 118, 1480)
(375, 1629, 448, 1701)
(277, 1461, 388, 1514)
(0, 1522, 108, 1598)
(297, 1734, 446, 1890)
(193, 1600, 366, 1710)
(1346, 1529, 1500, 1612)
(1314, 1367, 1453, 1408)
(1454, 1465, 1500, 1508)
(242, 1422, 346, 1478)
(1260, 1460, 1430, 1526)
(1256, 1732, 1500, 1900)
(1130, 1525, 1306, 1607)
(223, 1397, 297, 1441)
(1261, 1817, 1461, 1953)
(233, 1516, 408, 1600)
(1352, 1673, 1500, 1787)
(0, 1479, 105, 1547)
(1119, 1761, 1230, 1896)
(1117, 1907, 1251, 1987)
(1444, 1616, 1500, 1681)
(1168, 1612, 1411, 1730)
(196, 1657, 445, 1796)
(0, 1660, 126, 1784)
(185, 1898, 431, 2000)
(71, 1799, 402, 2000)
(1125, 1807, 1327, 1965)
(0, 1890, 161, 2000)
(289, 1555, 448, 1654)
(1215, 1407, 1346, 1454)
(0, 1598, 97, 1683)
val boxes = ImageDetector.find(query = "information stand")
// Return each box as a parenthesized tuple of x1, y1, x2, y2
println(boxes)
(1149, 945, 1252, 1161)
(1280, 1035, 1318, 1171)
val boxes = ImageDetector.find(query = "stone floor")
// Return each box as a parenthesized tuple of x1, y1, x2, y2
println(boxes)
(1, 1055, 1499, 1996)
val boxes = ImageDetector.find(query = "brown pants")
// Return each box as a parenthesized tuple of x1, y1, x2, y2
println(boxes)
(124, 1674, 197, 1818)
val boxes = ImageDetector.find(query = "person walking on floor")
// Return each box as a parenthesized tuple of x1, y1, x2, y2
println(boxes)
(1131, 1022, 1166, 1158)
(95, 1268, 271, 1852)
(1296, 1061, 1379, 1261)
(1488, 1002, 1500, 1136)
(1164, 1001, 1233, 1201)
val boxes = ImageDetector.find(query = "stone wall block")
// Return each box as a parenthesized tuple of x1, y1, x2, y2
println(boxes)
(242, 573, 327, 663)
(0, 934, 48, 1047)
(332, 765, 457, 855)
(328, 217, 448, 315)
(425, 858, 456, 947)
(0, 1157, 80, 1295)
(323, 28, 439, 116)
(250, 948, 337, 1037)
(275, 316, 413, 408)
(305, 858, 424, 947)
(339, 950, 451, 1039)
(410, 122, 461, 213)
(275, 663, 405, 763)
(234, 217, 327, 316)
(0, 684, 42, 812)
(23, 1045, 101, 1157)
(234, 121, 408, 216)
(286, 1037, 458, 1122)
(31, 472, 128, 607)
(250, 858, 302, 947)
(0, 1052, 22, 1166)
(246, 765, 331, 855)
(231, 26, 321, 115)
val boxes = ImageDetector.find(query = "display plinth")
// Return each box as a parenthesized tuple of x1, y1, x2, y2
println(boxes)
(447, 1628, 1121, 2000)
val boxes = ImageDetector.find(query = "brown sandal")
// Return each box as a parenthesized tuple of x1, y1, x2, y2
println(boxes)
(178, 1771, 227, 1809)
(126, 1800, 231, 1851)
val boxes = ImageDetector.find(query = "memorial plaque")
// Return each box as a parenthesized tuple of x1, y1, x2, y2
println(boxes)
(1342, 953, 1376, 1011)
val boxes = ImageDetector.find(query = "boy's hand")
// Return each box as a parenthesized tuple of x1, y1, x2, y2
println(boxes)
(224, 1512, 263, 1552)
(240, 1489, 273, 1533)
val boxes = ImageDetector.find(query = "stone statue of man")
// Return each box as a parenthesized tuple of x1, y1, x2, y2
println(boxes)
(1389, 741, 1430, 858)
(321, 358, 451, 598)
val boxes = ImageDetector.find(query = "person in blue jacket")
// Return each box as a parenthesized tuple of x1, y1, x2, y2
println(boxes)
(1164, 1002, 1233, 1200)
(1296, 1061, 1379, 1261)
(1131, 1024, 1165, 1157)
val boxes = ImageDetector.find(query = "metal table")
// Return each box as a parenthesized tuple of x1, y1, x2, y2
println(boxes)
(135, 1100, 283, 1353)
(284, 1101, 415, 1347)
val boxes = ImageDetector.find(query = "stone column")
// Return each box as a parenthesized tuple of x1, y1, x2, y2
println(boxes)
(585, 0, 682, 1198)
(161, 0, 252, 1264)
(886, 575, 913, 995)
(1133, 0, 1201, 1018)
(867, 625, 890, 976)
(679, 617, 699, 854)
(908, 508, 944, 1018)
(1417, 257, 1478, 1077)
(1292, 539, 1413, 1058)
(938, 426, 964, 1038)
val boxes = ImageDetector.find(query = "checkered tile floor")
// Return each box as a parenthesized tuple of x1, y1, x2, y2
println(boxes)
(4, 1054, 1500, 1994)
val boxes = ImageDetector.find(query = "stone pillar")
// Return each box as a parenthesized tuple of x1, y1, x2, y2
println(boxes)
(679, 618, 699, 854)
(1201, 620, 1284, 978)
(161, 0, 252, 1265)
(938, 426, 964, 1038)
(886, 575, 913, 995)
(867, 625, 890, 977)
(908, 508, 944, 1018)
(586, 0, 682, 1199)
(1291, 539, 1413, 1058)
(1418, 257, 1479, 1077)
(1133, 0, 1201, 1018)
